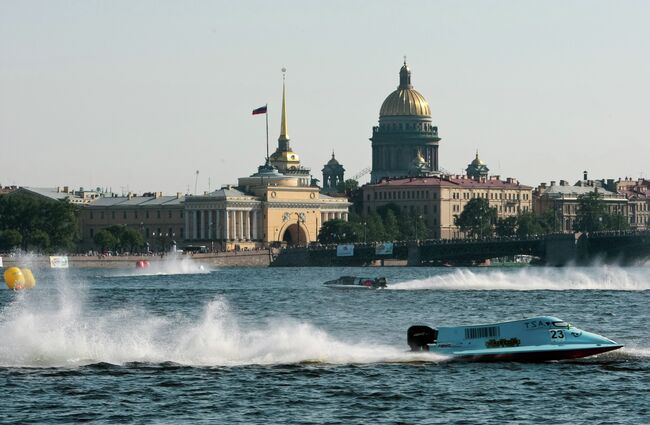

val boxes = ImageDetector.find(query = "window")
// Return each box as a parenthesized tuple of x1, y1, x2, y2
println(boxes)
(90, 228, 94, 238)
(146, 211, 150, 219)
(100, 212, 104, 219)
(168, 211, 172, 218)
(157, 210, 161, 219)
(180, 228, 184, 238)
(111, 211, 115, 219)
(90, 212, 94, 219)
(146, 228, 150, 238)
(180, 211, 184, 218)
(123, 211, 127, 219)
(135, 211, 138, 219)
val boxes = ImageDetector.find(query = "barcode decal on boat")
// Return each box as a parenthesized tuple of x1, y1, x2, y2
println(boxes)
(465, 326, 500, 339)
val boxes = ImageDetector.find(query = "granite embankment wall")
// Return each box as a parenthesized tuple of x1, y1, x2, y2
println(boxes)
(2, 250, 272, 268)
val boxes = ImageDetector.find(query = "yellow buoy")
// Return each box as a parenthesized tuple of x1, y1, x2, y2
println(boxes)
(21, 268, 36, 289)
(4, 267, 25, 290)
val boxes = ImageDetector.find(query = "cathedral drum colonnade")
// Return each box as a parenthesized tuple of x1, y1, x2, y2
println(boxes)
(370, 61, 441, 183)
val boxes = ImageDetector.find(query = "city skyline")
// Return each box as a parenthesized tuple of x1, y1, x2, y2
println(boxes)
(1, 1, 649, 194)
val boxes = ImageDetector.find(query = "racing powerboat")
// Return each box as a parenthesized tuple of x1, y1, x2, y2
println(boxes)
(407, 316, 623, 361)
(323, 276, 387, 289)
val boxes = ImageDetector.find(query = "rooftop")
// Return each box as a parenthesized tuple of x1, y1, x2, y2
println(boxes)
(366, 175, 531, 190)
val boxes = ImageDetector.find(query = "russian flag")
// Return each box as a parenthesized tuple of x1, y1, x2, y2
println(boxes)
(252, 105, 267, 115)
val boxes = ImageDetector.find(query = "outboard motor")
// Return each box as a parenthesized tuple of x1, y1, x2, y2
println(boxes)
(407, 325, 438, 352)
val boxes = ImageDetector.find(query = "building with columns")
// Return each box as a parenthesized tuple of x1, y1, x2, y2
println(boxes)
(607, 177, 649, 230)
(184, 164, 350, 250)
(183, 73, 350, 250)
(370, 61, 441, 183)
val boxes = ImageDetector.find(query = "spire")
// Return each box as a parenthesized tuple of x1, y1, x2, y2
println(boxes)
(399, 58, 412, 89)
(278, 67, 289, 146)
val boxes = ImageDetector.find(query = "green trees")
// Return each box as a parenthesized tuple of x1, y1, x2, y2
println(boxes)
(94, 229, 118, 252)
(516, 211, 546, 237)
(495, 216, 518, 237)
(573, 192, 629, 232)
(93, 225, 145, 253)
(0, 194, 79, 252)
(318, 220, 361, 244)
(335, 179, 359, 196)
(319, 203, 432, 243)
(573, 192, 607, 232)
(455, 198, 497, 238)
(0, 229, 23, 251)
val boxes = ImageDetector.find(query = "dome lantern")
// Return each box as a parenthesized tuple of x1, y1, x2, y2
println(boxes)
(379, 62, 431, 117)
(399, 60, 412, 89)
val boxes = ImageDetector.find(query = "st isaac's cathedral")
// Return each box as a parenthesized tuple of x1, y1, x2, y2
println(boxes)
(370, 61, 441, 183)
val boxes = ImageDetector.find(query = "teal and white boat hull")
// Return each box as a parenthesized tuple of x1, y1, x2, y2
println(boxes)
(407, 316, 623, 361)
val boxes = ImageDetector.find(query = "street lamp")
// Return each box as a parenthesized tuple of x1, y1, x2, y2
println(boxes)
(415, 215, 423, 241)
(294, 212, 305, 246)
(209, 221, 214, 252)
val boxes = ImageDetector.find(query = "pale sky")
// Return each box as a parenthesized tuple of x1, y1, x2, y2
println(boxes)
(1, 1, 648, 194)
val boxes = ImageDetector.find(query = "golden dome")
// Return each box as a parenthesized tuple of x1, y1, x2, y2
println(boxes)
(379, 61, 431, 117)
(380, 89, 431, 117)
(470, 151, 485, 166)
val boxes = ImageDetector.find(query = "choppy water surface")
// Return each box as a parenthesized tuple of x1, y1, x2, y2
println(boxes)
(1, 265, 649, 424)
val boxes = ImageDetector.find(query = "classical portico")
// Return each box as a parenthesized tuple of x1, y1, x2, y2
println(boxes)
(184, 165, 350, 250)
(184, 188, 263, 248)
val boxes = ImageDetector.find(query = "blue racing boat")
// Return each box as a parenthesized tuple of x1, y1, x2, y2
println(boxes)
(407, 316, 623, 361)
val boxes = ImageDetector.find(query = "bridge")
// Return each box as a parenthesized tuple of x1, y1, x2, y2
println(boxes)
(271, 231, 650, 267)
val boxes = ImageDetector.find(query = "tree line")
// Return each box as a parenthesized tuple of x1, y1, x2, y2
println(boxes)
(0, 193, 79, 252)
(0, 189, 631, 252)
(320, 191, 630, 244)
(454, 191, 629, 239)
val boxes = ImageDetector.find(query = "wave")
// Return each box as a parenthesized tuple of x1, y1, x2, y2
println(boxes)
(109, 255, 211, 277)
(617, 346, 650, 360)
(388, 267, 650, 291)
(0, 294, 444, 368)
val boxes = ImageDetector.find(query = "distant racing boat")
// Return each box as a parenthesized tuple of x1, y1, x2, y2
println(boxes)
(323, 276, 387, 289)
(407, 316, 623, 361)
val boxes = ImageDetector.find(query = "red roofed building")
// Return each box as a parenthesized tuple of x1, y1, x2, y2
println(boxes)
(361, 174, 532, 239)
(608, 178, 649, 230)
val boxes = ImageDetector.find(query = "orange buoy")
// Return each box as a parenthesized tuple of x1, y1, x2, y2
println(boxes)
(22, 268, 36, 289)
(4, 267, 25, 290)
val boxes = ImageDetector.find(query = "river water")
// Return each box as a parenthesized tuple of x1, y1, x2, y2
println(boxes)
(1, 263, 649, 424)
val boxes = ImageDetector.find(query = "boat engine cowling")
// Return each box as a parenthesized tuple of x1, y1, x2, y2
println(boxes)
(407, 325, 438, 352)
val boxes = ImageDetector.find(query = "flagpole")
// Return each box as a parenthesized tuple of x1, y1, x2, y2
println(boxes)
(265, 103, 269, 163)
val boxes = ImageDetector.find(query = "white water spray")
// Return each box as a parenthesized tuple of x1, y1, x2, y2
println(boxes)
(389, 267, 650, 291)
(112, 253, 211, 277)
(0, 292, 443, 368)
